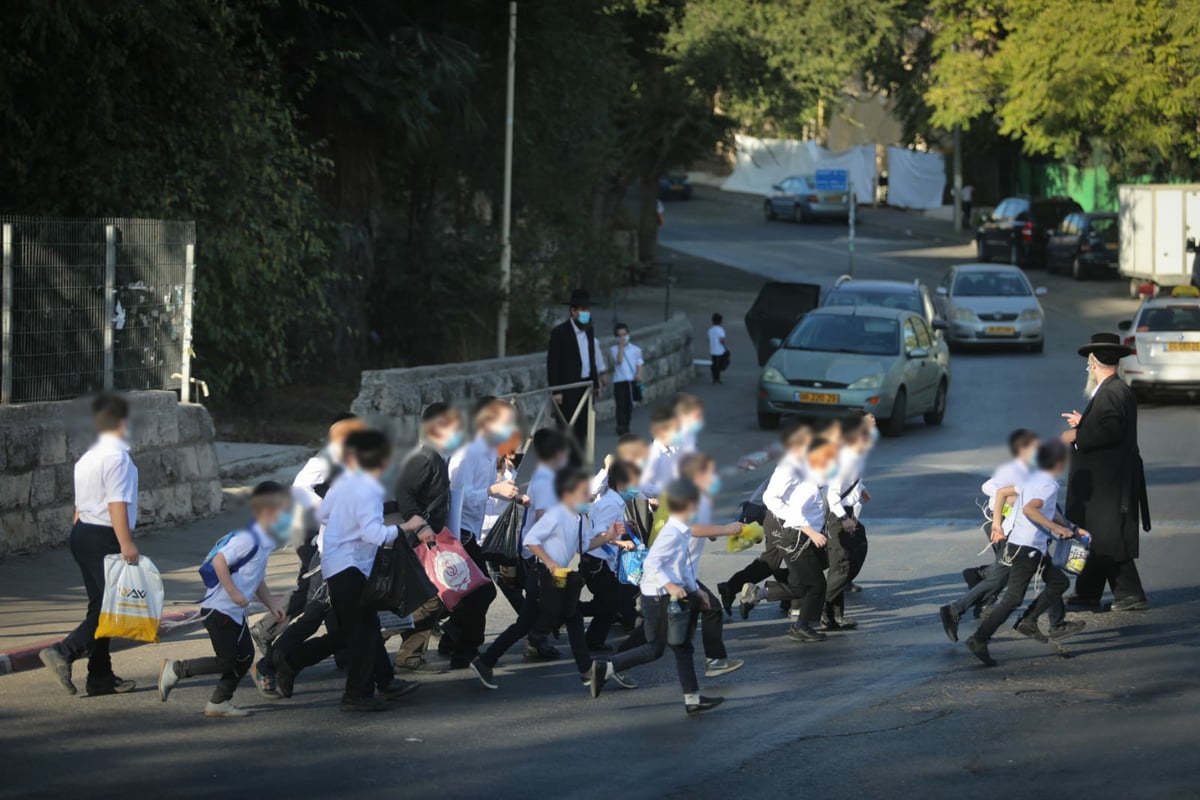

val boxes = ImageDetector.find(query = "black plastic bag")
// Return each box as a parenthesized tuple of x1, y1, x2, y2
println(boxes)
(363, 541, 437, 615)
(481, 501, 524, 566)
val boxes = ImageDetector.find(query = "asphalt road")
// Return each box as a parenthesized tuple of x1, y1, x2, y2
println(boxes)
(3, 190, 1198, 799)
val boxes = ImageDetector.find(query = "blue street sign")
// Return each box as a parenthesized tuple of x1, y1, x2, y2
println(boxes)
(814, 168, 848, 192)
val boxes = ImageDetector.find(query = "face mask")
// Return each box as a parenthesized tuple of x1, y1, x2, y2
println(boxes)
(619, 487, 640, 502)
(268, 510, 294, 543)
(706, 476, 722, 497)
(489, 423, 516, 445)
(619, 333, 630, 344)
(826, 461, 840, 482)
(688, 420, 705, 436)
(1026, 452, 1038, 469)
(574, 501, 592, 515)
(441, 429, 464, 452)
(577, 311, 591, 325)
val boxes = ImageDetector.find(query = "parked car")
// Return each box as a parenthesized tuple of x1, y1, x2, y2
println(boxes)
(658, 173, 693, 201)
(1046, 212, 1119, 279)
(1117, 291, 1200, 400)
(744, 280, 822, 366)
(935, 264, 1047, 352)
(756, 305, 950, 437)
(822, 276, 940, 328)
(763, 175, 849, 223)
(975, 196, 1082, 268)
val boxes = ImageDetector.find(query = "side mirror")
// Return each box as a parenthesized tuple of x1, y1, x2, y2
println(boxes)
(935, 286, 948, 296)
(768, 337, 783, 350)
(1035, 286, 1048, 296)
(932, 319, 948, 331)
(1117, 320, 1132, 331)
(908, 347, 930, 359)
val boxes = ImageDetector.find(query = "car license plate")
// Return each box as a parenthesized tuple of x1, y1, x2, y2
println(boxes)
(670, 185, 684, 191)
(985, 326, 1016, 335)
(1106, 242, 1118, 250)
(796, 391, 838, 404)
(1166, 342, 1200, 352)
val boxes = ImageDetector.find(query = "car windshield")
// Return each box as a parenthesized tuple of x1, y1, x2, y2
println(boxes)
(784, 314, 899, 356)
(827, 289, 922, 314)
(1138, 305, 1200, 332)
(953, 272, 1032, 298)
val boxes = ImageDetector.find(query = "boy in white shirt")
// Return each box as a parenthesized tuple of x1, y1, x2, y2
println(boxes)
(939, 429, 1039, 642)
(581, 460, 639, 651)
(40, 394, 140, 698)
(590, 478, 724, 715)
(610, 322, 644, 436)
(674, 393, 706, 455)
(157, 482, 290, 717)
(708, 313, 729, 384)
(641, 407, 680, 499)
(518, 428, 569, 660)
(590, 433, 649, 496)
(823, 413, 874, 630)
(965, 440, 1089, 667)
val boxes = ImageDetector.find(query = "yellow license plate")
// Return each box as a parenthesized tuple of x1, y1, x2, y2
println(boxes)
(985, 326, 1016, 335)
(1166, 342, 1200, 352)
(796, 391, 838, 404)
(1106, 242, 1118, 250)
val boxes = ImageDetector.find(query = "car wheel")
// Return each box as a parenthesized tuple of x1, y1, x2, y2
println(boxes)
(1008, 242, 1020, 266)
(976, 239, 990, 263)
(757, 411, 780, 431)
(883, 388, 907, 438)
(923, 381, 947, 426)
(764, 201, 776, 222)
(1071, 256, 1086, 280)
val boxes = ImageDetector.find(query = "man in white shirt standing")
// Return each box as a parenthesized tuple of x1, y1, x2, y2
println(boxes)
(707, 313, 729, 385)
(610, 322, 644, 436)
(41, 394, 139, 697)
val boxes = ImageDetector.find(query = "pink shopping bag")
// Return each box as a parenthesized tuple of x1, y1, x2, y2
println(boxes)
(415, 528, 490, 610)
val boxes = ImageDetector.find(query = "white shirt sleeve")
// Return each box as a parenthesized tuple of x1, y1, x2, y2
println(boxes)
(101, 453, 138, 506)
(590, 467, 609, 498)
(762, 463, 793, 520)
(524, 510, 558, 552)
(352, 494, 398, 547)
(291, 456, 329, 510)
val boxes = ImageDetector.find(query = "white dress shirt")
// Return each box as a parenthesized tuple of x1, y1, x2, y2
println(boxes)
(641, 439, 677, 498)
(707, 325, 727, 356)
(981, 458, 1032, 534)
(201, 523, 276, 623)
(687, 495, 714, 562)
(519, 463, 559, 558)
(588, 488, 626, 569)
(74, 433, 139, 529)
(316, 470, 398, 579)
(1007, 470, 1060, 553)
(449, 436, 498, 539)
(291, 452, 334, 511)
(764, 457, 826, 530)
(825, 447, 867, 519)
(641, 516, 699, 596)
(524, 504, 586, 570)
(610, 342, 643, 383)
(573, 323, 608, 380)
(590, 466, 610, 498)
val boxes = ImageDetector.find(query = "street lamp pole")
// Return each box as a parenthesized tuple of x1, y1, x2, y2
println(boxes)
(497, 1, 518, 357)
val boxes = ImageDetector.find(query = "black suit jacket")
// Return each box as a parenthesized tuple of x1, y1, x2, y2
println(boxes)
(395, 444, 450, 545)
(547, 319, 598, 390)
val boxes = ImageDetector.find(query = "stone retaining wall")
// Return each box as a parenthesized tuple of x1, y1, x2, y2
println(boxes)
(0, 391, 222, 556)
(352, 314, 694, 444)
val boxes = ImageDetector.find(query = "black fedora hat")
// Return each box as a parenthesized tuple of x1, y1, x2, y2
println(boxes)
(568, 289, 591, 308)
(1078, 332, 1131, 364)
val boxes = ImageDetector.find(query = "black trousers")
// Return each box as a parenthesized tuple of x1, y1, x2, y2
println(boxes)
(824, 513, 867, 619)
(610, 595, 699, 694)
(57, 521, 121, 681)
(392, 596, 446, 668)
(481, 560, 543, 668)
(177, 610, 255, 704)
(974, 545, 1069, 642)
(582, 556, 621, 648)
(531, 567, 592, 674)
(259, 594, 329, 677)
(444, 535, 497, 663)
(613, 381, 635, 435)
(1074, 553, 1146, 604)
(725, 557, 789, 594)
(288, 568, 377, 701)
(765, 543, 827, 626)
(489, 561, 525, 614)
(623, 582, 725, 659)
(284, 540, 320, 619)
(557, 387, 592, 453)
(951, 552, 1009, 618)
(710, 352, 727, 383)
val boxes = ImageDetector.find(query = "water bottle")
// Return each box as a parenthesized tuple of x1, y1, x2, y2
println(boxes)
(668, 598, 682, 617)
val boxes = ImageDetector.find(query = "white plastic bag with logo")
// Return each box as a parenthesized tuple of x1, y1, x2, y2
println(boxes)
(95, 554, 164, 643)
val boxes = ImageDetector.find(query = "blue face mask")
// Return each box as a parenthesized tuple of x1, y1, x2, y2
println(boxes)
(826, 461, 840, 482)
(577, 311, 591, 325)
(619, 487, 640, 502)
(269, 510, 294, 543)
(1026, 452, 1038, 469)
(441, 429, 464, 452)
(574, 501, 592, 515)
(489, 423, 516, 446)
(688, 420, 705, 436)
(706, 476, 722, 497)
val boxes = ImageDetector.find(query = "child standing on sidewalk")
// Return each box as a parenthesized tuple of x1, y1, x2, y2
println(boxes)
(157, 481, 291, 717)
(610, 322, 644, 436)
(707, 314, 729, 384)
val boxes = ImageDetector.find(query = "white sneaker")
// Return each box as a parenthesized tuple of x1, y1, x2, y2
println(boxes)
(157, 659, 180, 702)
(705, 658, 745, 678)
(611, 670, 638, 690)
(203, 700, 252, 718)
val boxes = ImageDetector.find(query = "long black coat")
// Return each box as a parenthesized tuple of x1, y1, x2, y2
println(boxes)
(546, 319, 598, 390)
(1065, 375, 1151, 560)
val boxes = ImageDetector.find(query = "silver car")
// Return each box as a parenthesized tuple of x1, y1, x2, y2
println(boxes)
(1118, 293, 1200, 399)
(757, 306, 951, 437)
(935, 264, 1047, 352)
(763, 175, 849, 223)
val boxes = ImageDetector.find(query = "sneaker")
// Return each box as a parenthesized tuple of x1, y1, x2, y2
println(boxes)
(588, 660, 609, 699)
(252, 664, 281, 699)
(717, 582, 735, 617)
(1014, 618, 1048, 642)
(611, 670, 638, 690)
(737, 583, 759, 620)
(1049, 620, 1087, 641)
(85, 675, 136, 696)
(685, 695, 724, 715)
(394, 658, 446, 675)
(272, 651, 296, 699)
(939, 605, 960, 643)
(158, 659, 181, 702)
(377, 679, 421, 701)
(704, 658, 745, 678)
(822, 616, 858, 631)
(965, 636, 997, 667)
(1109, 597, 1149, 612)
(38, 647, 76, 696)
(787, 625, 826, 643)
(470, 657, 498, 690)
(204, 700, 252, 718)
(339, 696, 387, 713)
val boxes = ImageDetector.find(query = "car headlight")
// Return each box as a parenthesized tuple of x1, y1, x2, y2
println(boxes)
(953, 308, 978, 322)
(1019, 308, 1042, 321)
(848, 374, 883, 390)
(761, 366, 788, 385)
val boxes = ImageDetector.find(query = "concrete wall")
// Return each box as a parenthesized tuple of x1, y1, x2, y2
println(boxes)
(352, 314, 694, 443)
(0, 391, 222, 557)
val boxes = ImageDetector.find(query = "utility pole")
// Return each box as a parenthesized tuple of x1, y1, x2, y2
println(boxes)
(848, 180, 856, 277)
(952, 124, 963, 233)
(497, 1, 517, 357)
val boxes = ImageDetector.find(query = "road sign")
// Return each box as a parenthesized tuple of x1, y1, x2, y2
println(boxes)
(814, 168, 848, 193)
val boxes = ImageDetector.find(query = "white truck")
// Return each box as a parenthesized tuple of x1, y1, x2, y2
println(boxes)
(1118, 183, 1200, 298)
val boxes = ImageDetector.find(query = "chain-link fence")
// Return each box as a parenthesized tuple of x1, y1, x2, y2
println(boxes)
(1, 216, 195, 404)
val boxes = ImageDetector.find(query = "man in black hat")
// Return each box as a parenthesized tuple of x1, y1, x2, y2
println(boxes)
(546, 289, 608, 454)
(1060, 333, 1151, 611)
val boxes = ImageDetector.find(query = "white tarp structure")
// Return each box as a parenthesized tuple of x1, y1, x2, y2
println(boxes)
(721, 134, 875, 203)
(886, 146, 946, 210)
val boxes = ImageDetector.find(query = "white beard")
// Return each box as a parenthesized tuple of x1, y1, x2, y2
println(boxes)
(1083, 370, 1099, 399)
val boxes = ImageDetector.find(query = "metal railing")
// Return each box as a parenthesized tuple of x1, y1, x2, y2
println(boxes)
(0, 216, 196, 404)
(504, 379, 596, 467)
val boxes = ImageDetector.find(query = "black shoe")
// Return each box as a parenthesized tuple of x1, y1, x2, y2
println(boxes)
(939, 605, 960, 643)
(340, 696, 387, 712)
(85, 675, 136, 696)
(470, 657, 498, 690)
(524, 636, 560, 660)
(822, 616, 858, 631)
(377, 679, 420, 701)
(272, 651, 296, 698)
(685, 695, 724, 715)
(787, 625, 827, 643)
(962, 567, 983, 590)
(1014, 618, 1048, 642)
(717, 582, 734, 617)
(588, 660, 609, 699)
(38, 647, 76, 696)
(1065, 594, 1101, 611)
(1049, 620, 1087, 641)
(1110, 597, 1149, 612)
(965, 637, 997, 667)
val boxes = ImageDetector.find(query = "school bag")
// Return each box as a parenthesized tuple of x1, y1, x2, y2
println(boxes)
(198, 529, 259, 589)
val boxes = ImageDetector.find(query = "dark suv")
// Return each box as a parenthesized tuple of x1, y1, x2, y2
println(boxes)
(976, 196, 1083, 269)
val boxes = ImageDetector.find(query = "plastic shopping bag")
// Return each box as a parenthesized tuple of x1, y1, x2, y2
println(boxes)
(481, 501, 524, 566)
(415, 529, 490, 611)
(95, 554, 164, 643)
(726, 522, 765, 553)
(617, 533, 648, 586)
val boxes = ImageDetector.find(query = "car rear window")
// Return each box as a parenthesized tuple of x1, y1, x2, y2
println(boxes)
(826, 289, 922, 314)
(784, 315, 899, 356)
(1137, 305, 1200, 331)
(1032, 200, 1082, 225)
(1089, 217, 1117, 240)
(953, 271, 1032, 297)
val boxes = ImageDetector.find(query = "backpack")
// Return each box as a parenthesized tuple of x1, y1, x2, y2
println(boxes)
(198, 528, 260, 589)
